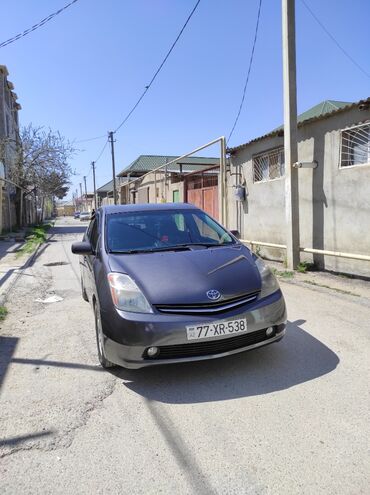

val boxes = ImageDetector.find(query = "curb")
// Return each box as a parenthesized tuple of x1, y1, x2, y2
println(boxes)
(0, 242, 43, 307)
(0, 221, 56, 307)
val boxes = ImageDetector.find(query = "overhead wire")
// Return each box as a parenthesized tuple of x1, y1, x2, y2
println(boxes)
(0, 0, 79, 49)
(94, 139, 109, 164)
(114, 0, 201, 133)
(66, 1, 201, 151)
(74, 138, 108, 195)
(227, 0, 262, 145)
(300, 0, 370, 80)
(74, 134, 107, 144)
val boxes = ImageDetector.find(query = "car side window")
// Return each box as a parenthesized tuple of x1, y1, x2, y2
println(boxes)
(88, 217, 99, 251)
(86, 218, 94, 238)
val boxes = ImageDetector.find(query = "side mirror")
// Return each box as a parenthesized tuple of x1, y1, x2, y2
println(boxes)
(230, 229, 240, 239)
(71, 241, 93, 255)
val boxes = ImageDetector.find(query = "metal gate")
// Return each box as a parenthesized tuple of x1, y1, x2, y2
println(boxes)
(184, 166, 219, 219)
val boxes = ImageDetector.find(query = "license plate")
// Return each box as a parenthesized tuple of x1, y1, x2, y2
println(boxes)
(186, 318, 247, 341)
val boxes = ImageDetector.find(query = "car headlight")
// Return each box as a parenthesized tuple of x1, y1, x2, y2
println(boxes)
(107, 273, 153, 313)
(253, 256, 280, 298)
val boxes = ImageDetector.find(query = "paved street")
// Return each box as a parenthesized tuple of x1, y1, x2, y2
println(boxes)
(0, 218, 369, 495)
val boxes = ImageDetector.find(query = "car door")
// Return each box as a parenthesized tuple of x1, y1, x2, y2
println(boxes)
(84, 215, 99, 302)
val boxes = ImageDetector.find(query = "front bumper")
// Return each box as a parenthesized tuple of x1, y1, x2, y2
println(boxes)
(102, 290, 287, 369)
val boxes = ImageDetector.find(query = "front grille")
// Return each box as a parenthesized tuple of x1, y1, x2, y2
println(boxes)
(144, 327, 276, 360)
(155, 291, 260, 315)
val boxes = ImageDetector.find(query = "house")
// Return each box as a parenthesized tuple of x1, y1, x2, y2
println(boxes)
(226, 98, 370, 277)
(117, 155, 220, 219)
(75, 192, 95, 212)
(97, 179, 115, 206)
(96, 178, 128, 206)
(55, 200, 75, 216)
(0, 65, 22, 231)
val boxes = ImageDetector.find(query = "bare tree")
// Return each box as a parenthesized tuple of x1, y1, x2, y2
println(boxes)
(0, 124, 76, 226)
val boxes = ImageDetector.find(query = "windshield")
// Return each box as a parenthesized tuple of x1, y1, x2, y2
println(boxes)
(106, 209, 235, 253)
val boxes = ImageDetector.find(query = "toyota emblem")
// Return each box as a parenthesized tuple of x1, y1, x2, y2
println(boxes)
(207, 289, 221, 301)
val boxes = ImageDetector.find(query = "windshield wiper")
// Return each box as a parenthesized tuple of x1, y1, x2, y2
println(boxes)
(109, 246, 191, 254)
(108, 243, 233, 254)
(173, 243, 232, 248)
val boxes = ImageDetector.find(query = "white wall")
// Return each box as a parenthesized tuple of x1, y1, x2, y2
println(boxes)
(227, 105, 370, 277)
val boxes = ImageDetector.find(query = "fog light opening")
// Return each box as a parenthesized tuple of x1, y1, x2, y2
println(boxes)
(265, 327, 275, 337)
(147, 346, 159, 358)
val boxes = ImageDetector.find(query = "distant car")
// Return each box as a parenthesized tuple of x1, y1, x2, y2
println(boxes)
(71, 203, 287, 370)
(74, 211, 81, 219)
(79, 212, 91, 221)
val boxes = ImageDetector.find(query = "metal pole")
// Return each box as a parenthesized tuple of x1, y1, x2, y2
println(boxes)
(92, 161, 97, 209)
(83, 176, 87, 211)
(127, 173, 130, 204)
(220, 136, 227, 227)
(79, 182, 83, 210)
(154, 172, 157, 203)
(122, 137, 224, 191)
(282, 0, 300, 269)
(108, 131, 117, 205)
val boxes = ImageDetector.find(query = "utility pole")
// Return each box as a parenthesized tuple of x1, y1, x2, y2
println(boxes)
(79, 182, 83, 210)
(108, 131, 117, 205)
(83, 175, 87, 211)
(282, 0, 300, 269)
(92, 161, 97, 209)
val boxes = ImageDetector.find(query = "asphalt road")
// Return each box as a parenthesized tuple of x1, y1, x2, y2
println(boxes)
(0, 218, 369, 495)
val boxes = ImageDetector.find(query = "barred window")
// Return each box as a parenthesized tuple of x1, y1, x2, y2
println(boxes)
(341, 123, 370, 167)
(253, 148, 285, 182)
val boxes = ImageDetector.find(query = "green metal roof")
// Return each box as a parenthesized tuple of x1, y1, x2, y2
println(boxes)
(269, 100, 352, 133)
(117, 155, 219, 177)
(228, 98, 370, 153)
(97, 179, 114, 193)
(296, 100, 351, 123)
(97, 177, 128, 193)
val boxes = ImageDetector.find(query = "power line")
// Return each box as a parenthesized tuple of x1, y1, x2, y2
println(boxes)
(114, 0, 201, 133)
(75, 134, 106, 144)
(300, 0, 370, 80)
(94, 139, 109, 164)
(74, 138, 108, 196)
(0, 0, 79, 49)
(227, 0, 262, 145)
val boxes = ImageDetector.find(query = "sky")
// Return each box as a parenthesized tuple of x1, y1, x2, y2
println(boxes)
(1, 0, 369, 199)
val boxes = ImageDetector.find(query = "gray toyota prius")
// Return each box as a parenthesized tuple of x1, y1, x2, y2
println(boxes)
(71, 203, 287, 369)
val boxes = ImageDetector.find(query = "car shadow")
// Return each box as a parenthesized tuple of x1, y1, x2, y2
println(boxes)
(51, 226, 87, 235)
(111, 320, 339, 404)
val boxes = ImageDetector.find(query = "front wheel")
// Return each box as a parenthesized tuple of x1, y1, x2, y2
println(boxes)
(94, 304, 115, 369)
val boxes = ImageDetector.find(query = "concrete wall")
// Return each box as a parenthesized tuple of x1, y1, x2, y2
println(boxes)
(227, 105, 370, 277)
(56, 205, 75, 217)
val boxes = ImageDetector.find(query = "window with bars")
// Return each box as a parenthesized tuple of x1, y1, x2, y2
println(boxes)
(340, 123, 370, 167)
(253, 148, 285, 182)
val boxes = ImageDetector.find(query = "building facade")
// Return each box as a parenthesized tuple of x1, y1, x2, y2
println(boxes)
(226, 98, 370, 277)
(0, 65, 22, 231)
(117, 155, 220, 218)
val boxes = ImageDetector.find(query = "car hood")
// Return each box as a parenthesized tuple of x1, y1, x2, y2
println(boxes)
(108, 245, 261, 305)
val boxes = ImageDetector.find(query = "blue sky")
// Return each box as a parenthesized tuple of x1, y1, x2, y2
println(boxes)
(1, 0, 369, 198)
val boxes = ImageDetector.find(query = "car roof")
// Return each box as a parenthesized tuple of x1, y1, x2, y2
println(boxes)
(101, 203, 200, 214)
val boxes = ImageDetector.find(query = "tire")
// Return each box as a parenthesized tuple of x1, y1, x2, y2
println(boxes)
(94, 304, 115, 369)
(81, 278, 88, 302)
